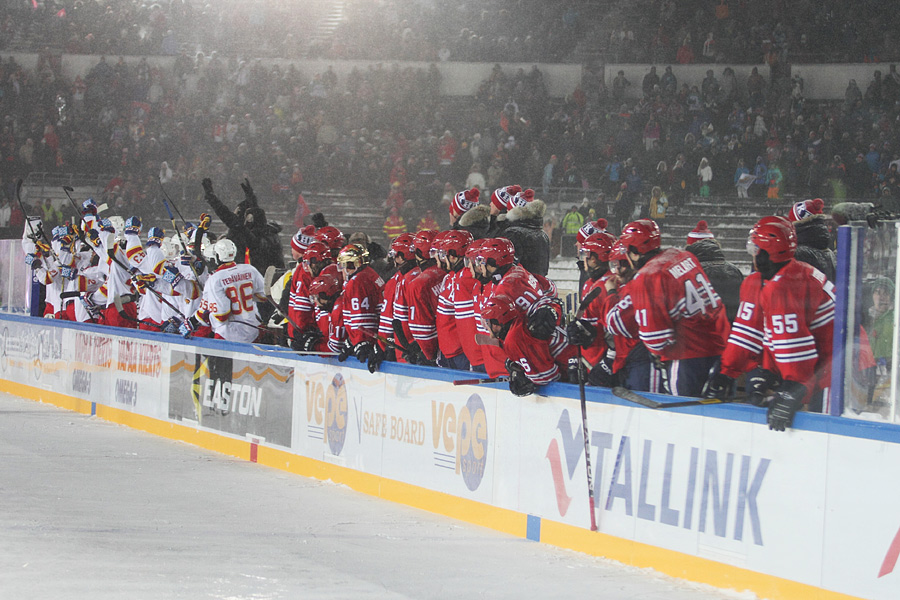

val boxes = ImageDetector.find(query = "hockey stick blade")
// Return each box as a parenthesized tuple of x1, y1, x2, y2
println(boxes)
(612, 386, 732, 409)
(453, 376, 509, 386)
(475, 333, 501, 347)
(264, 265, 277, 296)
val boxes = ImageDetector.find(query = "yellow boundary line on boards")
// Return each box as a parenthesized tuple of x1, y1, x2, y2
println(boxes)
(3, 379, 863, 600)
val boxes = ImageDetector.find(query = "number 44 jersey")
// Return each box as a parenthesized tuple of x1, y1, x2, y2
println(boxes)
(629, 248, 729, 361)
(200, 262, 266, 342)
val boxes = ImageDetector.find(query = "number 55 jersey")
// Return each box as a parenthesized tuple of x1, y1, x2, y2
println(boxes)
(629, 248, 729, 361)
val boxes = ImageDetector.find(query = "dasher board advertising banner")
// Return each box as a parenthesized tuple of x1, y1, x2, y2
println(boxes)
(4, 314, 900, 600)
(168, 348, 294, 448)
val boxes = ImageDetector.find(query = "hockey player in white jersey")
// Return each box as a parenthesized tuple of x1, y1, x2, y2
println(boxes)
(183, 239, 266, 342)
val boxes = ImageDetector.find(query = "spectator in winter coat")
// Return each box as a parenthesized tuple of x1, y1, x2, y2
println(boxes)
(684, 238, 744, 322)
(790, 198, 836, 282)
(502, 198, 551, 277)
(202, 177, 285, 274)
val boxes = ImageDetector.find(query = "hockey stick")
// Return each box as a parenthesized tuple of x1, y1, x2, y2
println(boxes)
(158, 177, 192, 230)
(263, 265, 304, 332)
(453, 375, 510, 386)
(159, 187, 202, 283)
(17, 179, 63, 265)
(567, 299, 599, 532)
(612, 386, 732, 409)
(251, 344, 338, 357)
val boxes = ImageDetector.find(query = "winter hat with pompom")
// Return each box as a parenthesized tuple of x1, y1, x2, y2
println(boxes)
(789, 198, 825, 222)
(577, 218, 609, 244)
(686, 220, 715, 245)
(450, 187, 481, 217)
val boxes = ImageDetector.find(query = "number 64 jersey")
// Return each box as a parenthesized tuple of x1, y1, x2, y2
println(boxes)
(629, 248, 729, 361)
(198, 262, 266, 342)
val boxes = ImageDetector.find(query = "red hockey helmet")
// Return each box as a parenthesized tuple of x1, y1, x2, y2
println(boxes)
(608, 241, 630, 275)
(413, 229, 438, 259)
(429, 230, 451, 259)
(481, 294, 519, 339)
(476, 237, 516, 268)
(303, 241, 332, 264)
(578, 231, 617, 263)
(315, 226, 345, 254)
(309, 272, 343, 302)
(439, 229, 473, 259)
(619, 219, 661, 254)
(388, 232, 416, 262)
(748, 215, 796, 262)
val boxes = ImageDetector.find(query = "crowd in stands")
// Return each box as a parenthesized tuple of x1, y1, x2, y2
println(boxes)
(4, 0, 900, 65)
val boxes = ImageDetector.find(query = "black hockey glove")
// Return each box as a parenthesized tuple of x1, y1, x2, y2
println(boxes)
(337, 340, 354, 362)
(367, 344, 385, 374)
(402, 341, 424, 365)
(767, 380, 807, 432)
(747, 369, 779, 406)
(702, 372, 735, 400)
(588, 355, 616, 387)
(354, 340, 374, 363)
(527, 304, 559, 340)
(506, 359, 536, 397)
(566, 318, 597, 348)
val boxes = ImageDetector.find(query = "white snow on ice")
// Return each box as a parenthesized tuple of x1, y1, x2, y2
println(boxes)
(0, 391, 759, 599)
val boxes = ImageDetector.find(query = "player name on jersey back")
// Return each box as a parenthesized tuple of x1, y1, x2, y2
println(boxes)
(667, 255, 700, 279)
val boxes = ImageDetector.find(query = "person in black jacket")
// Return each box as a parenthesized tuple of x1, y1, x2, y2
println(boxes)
(789, 198, 836, 282)
(684, 238, 744, 322)
(201, 177, 285, 273)
(500, 198, 550, 276)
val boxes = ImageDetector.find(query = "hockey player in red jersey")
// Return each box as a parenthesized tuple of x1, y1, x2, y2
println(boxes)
(408, 231, 451, 365)
(566, 231, 617, 383)
(619, 219, 729, 397)
(336, 243, 384, 363)
(703, 216, 835, 431)
(392, 230, 434, 365)
(434, 229, 473, 370)
(371, 232, 416, 366)
(286, 233, 325, 343)
(472, 237, 551, 377)
(482, 294, 576, 396)
(454, 239, 487, 372)
(604, 242, 667, 392)
(294, 271, 346, 356)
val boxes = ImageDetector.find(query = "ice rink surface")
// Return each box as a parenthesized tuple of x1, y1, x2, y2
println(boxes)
(0, 392, 753, 600)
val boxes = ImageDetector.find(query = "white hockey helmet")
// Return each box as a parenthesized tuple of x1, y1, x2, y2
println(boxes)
(161, 237, 178, 261)
(213, 238, 238, 264)
(107, 215, 125, 236)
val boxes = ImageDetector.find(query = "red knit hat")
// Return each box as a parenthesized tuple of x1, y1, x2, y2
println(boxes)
(450, 187, 481, 216)
(686, 220, 714, 245)
(291, 225, 317, 255)
(577, 218, 609, 244)
(508, 188, 535, 209)
(789, 198, 825, 222)
(490, 184, 522, 211)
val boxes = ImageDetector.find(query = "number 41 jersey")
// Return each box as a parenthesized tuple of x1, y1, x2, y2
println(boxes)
(629, 248, 729, 361)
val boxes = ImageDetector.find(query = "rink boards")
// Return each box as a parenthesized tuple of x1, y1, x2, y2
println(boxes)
(0, 313, 897, 600)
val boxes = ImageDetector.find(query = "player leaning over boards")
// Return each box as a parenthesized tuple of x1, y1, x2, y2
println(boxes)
(703, 216, 835, 432)
(618, 219, 729, 397)
(182, 239, 266, 342)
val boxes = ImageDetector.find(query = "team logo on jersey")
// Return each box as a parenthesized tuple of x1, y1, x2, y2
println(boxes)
(431, 393, 488, 491)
